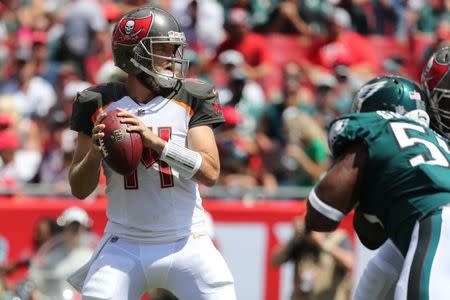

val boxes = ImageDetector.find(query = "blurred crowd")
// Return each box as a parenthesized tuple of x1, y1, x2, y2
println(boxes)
(0, 0, 449, 199)
(0, 206, 98, 299)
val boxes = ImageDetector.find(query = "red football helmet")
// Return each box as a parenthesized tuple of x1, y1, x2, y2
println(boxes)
(111, 6, 189, 88)
(421, 47, 450, 137)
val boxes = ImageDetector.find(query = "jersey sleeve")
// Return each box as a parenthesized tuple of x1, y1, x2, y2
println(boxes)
(70, 88, 102, 136)
(328, 112, 386, 158)
(188, 84, 225, 129)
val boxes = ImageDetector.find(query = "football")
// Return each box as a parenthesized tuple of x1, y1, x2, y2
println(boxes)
(99, 109, 143, 175)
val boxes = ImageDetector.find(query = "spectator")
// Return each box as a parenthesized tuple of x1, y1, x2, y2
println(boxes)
(216, 105, 258, 192)
(212, 7, 272, 81)
(28, 206, 98, 300)
(312, 7, 380, 77)
(257, 0, 310, 35)
(218, 50, 266, 139)
(3, 218, 61, 278)
(171, 0, 226, 57)
(56, 63, 91, 118)
(0, 128, 39, 193)
(272, 216, 353, 300)
(184, 49, 210, 82)
(255, 62, 314, 186)
(372, 0, 408, 40)
(0, 54, 57, 120)
(30, 30, 60, 89)
(55, 0, 108, 80)
(38, 110, 76, 195)
(338, 0, 371, 35)
(268, 61, 316, 117)
(282, 110, 330, 186)
(219, 0, 276, 29)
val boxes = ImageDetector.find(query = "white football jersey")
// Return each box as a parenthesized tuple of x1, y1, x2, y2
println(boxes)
(71, 81, 225, 242)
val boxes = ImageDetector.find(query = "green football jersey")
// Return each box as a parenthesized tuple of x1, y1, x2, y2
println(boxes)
(329, 111, 450, 253)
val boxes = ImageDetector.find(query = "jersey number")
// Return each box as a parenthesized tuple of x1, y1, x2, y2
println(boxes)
(390, 122, 450, 167)
(124, 127, 174, 189)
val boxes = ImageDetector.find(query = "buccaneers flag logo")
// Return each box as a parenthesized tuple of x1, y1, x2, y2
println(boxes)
(113, 14, 153, 44)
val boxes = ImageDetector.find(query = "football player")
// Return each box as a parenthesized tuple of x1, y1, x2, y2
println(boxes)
(305, 71, 450, 299)
(67, 6, 236, 300)
(353, 47, 450, 300)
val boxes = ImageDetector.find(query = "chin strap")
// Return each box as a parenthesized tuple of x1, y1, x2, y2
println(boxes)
(131, 58, 178, 89)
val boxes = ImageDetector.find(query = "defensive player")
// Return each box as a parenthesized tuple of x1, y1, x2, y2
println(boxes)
(353, 47, 450, 300)
(305, 74, 450, 299)
(67, 6, 236, 300)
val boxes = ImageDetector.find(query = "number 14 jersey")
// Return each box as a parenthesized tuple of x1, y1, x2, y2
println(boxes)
(71, 80, 225, 243)
(328, 111, 450, 252)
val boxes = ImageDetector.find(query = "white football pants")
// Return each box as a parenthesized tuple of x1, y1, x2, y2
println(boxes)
(395, 206, 450, 300)
(80, 234, 236, 300)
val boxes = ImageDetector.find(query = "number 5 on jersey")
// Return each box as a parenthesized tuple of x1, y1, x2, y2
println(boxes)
(124, 127, 174, 189)
(390, 122, 450, 167)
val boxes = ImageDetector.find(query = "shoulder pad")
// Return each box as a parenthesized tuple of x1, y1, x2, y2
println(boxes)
(328, 118, 350, 148)
(77, 89, 101, 103)
(182, 79, 217, 100)
(77, 82, 124, 103)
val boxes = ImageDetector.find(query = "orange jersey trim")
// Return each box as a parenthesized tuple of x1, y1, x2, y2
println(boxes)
(91, 103, 113, 124)
(170, 99, 194, 117)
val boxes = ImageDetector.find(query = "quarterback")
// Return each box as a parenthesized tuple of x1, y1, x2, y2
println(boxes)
(67, 6, 236, 300)
(305, 74, 450, 299)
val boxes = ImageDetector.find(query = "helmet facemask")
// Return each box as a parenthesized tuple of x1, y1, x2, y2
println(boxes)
(131, 31, 189, 89)
(422, 47, 450, 138)
(428, 87, 450, 138)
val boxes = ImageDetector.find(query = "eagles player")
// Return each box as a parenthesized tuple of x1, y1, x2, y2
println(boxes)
(353, 47, 450, 300)
(305, 74, 450, 299)
(67, 6, 236, 300)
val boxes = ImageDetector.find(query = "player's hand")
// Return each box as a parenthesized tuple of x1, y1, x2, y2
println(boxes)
(117, 109, 162, 150)
(309, 231, 327, 248)
(293, 216, 306, 236)
(90, 113, 106, 157)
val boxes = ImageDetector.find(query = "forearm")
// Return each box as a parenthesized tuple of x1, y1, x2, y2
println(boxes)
(189, 150, 218, 186)
(69, 150, 102, 199)
(289, 16, 310, 35)
(295, 155, 325, 180)
(159, 139, 219, 186)
(271, 236, 299, 266)
(324, 244, 353, 272)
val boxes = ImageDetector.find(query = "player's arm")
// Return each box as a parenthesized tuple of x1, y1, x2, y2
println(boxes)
(117, 110, 220, 186)
(187, 125, 220, 186)
(69, 119, 105, 199)
(305, 141, 367, 232)
(353, 207, 388, 249)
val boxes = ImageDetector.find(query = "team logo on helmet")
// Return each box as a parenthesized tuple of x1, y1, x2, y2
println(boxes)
(113, 15, 153, 44)
(352, 79, 388, 112)
(422, 52, 449, 97)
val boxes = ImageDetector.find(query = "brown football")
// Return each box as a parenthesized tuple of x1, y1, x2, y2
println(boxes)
(99, 109, 143, 175)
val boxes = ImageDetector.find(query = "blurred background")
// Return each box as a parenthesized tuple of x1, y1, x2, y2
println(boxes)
(0, 0, 447, 299)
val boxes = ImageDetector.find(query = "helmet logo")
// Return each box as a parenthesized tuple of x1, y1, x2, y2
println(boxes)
(352, 80, 387, 112)
(125, 20, 135, 35)
(409, 91, 422, 101)
(422, 53, 450, 96)
(114, 15, 153, 44)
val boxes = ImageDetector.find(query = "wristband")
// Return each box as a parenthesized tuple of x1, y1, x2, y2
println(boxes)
(160, 140, 202, 179)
